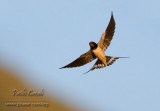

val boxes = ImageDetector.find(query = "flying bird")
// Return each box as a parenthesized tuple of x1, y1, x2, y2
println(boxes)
(60, 12, 128, 73)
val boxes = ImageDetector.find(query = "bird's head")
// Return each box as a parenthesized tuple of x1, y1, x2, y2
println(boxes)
(89, 42, 97, 50)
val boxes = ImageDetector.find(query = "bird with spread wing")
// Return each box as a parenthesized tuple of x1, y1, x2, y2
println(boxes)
(60, 12, 128, 73)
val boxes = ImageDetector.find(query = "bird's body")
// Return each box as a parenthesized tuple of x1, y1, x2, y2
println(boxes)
(91, 46, 107, 66)
(60, 12, 128, 73)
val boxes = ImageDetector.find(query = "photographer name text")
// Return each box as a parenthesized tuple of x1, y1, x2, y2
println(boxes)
(12, 88, 44, 96)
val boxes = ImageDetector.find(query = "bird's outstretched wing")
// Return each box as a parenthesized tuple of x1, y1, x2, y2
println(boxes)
(98, 12, 115, 51)
(60, 50, 96, 69)
(84, 56, 120, 74)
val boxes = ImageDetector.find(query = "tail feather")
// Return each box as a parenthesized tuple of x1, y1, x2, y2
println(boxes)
(84, 56, 129, 74)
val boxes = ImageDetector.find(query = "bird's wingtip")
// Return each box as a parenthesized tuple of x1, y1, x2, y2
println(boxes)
(111, 11, 113, 16)
(59, 67, 64, 69)
(110, 11, 114, 19)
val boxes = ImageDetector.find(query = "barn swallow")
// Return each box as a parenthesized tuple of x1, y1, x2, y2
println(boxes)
(60, 12, 128, 73)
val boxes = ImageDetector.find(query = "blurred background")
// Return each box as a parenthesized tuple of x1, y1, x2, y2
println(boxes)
(0, 0, 160, 111)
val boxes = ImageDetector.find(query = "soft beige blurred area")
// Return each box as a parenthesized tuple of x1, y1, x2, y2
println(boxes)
(0, 66, 80, 111)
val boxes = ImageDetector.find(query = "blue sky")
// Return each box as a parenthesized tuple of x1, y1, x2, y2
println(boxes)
(0, 0, 160, 111)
